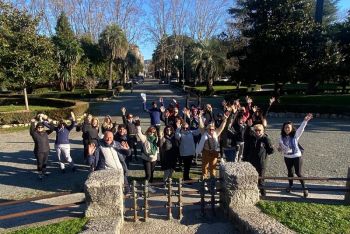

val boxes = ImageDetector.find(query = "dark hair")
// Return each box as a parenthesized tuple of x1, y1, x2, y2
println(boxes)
(163, 126, 174, 136)
(118, 124, 126, 130)
(281, 121, 296, 137)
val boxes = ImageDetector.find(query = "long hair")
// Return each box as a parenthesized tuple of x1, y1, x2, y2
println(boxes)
(281, 121, 296, 137)
(163, 126, 174, 137)
(146, 126, 158, 137)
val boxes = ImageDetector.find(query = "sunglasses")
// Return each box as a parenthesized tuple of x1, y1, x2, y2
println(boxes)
(209, 128, 215, 131)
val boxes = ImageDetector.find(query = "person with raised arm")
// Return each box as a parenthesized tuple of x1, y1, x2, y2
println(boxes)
(278, 113, 313, 198)
(243, 120, 274, 196)
(142, 96, 165, 138)
(30, 114, 54, 179)
(42, 112, 77, 173)
(121, 107, 139, 161)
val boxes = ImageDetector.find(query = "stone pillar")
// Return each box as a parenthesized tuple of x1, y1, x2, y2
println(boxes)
(220, 162, 259, 209)
(345, 167, 350, 204)
(82, 169, 124, 234)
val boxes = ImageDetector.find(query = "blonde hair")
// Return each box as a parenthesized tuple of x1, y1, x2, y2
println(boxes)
(254, 124, 264, 132)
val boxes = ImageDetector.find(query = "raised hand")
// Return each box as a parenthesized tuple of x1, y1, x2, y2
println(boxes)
(304, 113, 313, 122)
(159, 97, 163, 103)
(121, 107, 126, 114)
(87, 143, 96, 155)
(172, 98, 177, 104)
(71, 112, 76, 121)
(160, 106, 165, 112)
(269, 97, 276, 105)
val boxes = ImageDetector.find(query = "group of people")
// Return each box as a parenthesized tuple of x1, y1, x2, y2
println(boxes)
(29, 95, 313, 197)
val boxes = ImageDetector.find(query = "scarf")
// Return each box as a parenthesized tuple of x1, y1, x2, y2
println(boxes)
(147, 135, 158, 155)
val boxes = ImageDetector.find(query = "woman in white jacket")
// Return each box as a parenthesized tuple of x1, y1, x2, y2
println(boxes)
(278, 113, 313, 198)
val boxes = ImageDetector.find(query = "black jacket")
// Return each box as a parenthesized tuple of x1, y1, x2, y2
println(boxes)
(160, 135, 179, 170)
(243, 127, 274, 170)
(30, 122, 53, 153)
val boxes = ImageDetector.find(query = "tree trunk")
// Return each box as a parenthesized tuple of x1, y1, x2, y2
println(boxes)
(23, 87, 29, 111)
(206, 76, 214, 95)
(70, 65, 75, 92)
(108, 60, 113, 90)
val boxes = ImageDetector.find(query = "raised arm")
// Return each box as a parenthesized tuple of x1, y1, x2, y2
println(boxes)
(216, 114, 228, 137)
(295, 113, 312, 140)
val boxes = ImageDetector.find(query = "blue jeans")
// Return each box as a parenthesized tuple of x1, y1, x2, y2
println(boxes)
(223, 148, 236, 162)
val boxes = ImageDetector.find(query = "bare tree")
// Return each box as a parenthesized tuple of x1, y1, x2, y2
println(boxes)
(188, 0, 230, 41)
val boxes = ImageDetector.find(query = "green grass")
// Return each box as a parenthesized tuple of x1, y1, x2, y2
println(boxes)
(0, 105, 57, 112)
(195, 85, 242, 91)
(257, 201, 350, 234)
(10, 217, 88, 234)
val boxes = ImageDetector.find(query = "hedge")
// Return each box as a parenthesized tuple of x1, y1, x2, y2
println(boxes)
(0, 98, 89, 125)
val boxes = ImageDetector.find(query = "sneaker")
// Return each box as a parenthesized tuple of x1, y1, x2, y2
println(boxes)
(260, 189, 266, 196)
(286, 186, 293, 193)
(303, 189, 309, 198)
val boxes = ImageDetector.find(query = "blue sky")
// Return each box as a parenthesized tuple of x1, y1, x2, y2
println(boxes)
(140, 0, 350, 61)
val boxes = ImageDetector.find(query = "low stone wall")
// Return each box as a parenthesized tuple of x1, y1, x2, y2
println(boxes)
(81, 169, 124, 234)
(220, 162, 295, 234)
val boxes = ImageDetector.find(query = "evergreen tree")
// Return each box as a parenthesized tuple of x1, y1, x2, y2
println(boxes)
(0, 1, 56, 110)
(52, 12, 83, 91)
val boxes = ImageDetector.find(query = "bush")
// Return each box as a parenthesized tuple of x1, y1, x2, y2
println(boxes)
(32, 87, 52, 94)
(0, 98, 89, 125)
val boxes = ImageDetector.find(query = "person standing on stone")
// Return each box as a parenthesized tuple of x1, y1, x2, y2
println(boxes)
(278, 113, 313, 198)
(30, 116, 54, 180)
(42, 112, 77, 173)
(87, 131, 129, 193)
(243, 121, 274, 196)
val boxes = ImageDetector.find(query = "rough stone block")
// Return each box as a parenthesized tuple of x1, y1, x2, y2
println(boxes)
(221, 162, 258, 190)
(225, 189, 259, 208)
(84, 169, 124, 219)
(80, 217, 122, 234)
(229, 206, 296, 234)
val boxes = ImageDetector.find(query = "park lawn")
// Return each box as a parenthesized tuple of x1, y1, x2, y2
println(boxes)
(0, 105, 58, 112)
(10, 217, 88, 234)
(257, 201, 350, 234)
(195, 85, 239, 91)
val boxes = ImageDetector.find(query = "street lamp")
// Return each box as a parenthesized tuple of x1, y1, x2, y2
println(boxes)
(174, 45, 185, 87)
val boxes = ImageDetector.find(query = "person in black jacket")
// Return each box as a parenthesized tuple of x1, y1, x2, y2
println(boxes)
(121, 107, 139, 161)
(160, 126, 179, 182)
(243, 120, 274, 196)
(114, 124, 132, 168)
(30, 118, 54, 179)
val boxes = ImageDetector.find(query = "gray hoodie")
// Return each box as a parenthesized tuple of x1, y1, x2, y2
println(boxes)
(175, 128, 201, 157)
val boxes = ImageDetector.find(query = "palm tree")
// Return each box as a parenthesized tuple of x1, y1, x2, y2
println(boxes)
(99, 24, 129, 90)
(191, 39, 226, 95)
